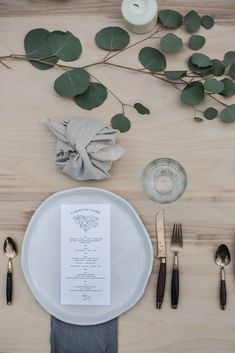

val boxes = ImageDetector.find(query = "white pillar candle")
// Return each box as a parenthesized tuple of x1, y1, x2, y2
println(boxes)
(121, 0, 158, 34)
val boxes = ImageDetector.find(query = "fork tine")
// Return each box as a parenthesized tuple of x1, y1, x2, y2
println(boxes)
(179, 223, 183, 246)
(171, 223, 176, 243)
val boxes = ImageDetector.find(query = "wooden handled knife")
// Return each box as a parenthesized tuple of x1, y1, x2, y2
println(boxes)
(155, 210, 166, 309)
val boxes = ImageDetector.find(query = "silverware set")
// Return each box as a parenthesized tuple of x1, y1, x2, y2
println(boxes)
(155, 211, 231, 310)
(155, 211, 183, 309)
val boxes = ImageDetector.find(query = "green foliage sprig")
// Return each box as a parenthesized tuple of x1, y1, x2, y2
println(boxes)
(1, 9, 235, 131)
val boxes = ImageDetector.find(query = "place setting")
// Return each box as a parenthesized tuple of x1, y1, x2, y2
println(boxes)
(1, 0, 235, 352)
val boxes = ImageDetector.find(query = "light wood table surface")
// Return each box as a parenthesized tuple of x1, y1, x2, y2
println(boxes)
(1, 1, 235, 352)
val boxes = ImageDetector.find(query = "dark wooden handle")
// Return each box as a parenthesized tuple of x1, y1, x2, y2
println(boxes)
(171, 268, 179, 309)
(220, 279, 226, 310)
(156, 261, 166, 309)
(6, 271, 12, 305)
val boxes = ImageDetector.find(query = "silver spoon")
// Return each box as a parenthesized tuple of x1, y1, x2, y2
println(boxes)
(3, 237, 17, 305)
(215, 244, 231, 310)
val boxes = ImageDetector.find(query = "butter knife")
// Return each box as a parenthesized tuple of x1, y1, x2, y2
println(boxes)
(155, 211, 166, 309)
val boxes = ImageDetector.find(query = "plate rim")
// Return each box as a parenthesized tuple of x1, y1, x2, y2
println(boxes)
(21, 187, 153, 325)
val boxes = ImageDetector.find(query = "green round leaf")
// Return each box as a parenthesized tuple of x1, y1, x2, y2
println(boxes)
(181, 82, 205, 105)
(220, 104, 235, 123)
(204, 78, 224, 93)
(138, 47, 166, 71)
(158, 9, 183, 29)
(219, 78, 235, 97)
(189, 35, 205, 50)
(24, 28, 58, 70)
(188, 57, 212, 75)
(223, 51, 235, 68)
(211, 59, 225, 76)
(191, 53, 212, 67)
(134, 103, 150, 115)
(111, 114, 131, 132)
(164, 71, 186, 80)
(201, 15, 214, 29)
(48, 31, 82, 61)
(229, 62, 235, 80)
(160, 33, 183, 54)
(184, 10, 201, 33)
(74, 83, 107, 110)
(204, 107, 218, 120)
(54, 68, 90, 97)
(95, 27, 130, 51)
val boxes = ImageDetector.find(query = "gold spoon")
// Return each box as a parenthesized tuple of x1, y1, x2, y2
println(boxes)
(4, 237, 17, 305)
(215, 244, 231, 310)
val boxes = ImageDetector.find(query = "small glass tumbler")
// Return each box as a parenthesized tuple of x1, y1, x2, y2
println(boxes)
(141, 158, 187, 204)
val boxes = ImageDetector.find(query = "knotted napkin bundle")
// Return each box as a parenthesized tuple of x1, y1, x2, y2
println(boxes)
(45, 117, 124, 181)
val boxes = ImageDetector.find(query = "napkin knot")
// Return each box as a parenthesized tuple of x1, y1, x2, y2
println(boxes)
(45, 117, 124, 181)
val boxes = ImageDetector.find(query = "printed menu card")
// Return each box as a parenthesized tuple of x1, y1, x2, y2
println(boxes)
(60, 204, 110, 305)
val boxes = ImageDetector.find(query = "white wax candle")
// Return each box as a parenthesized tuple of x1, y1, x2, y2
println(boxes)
(121, 0, 158, 34)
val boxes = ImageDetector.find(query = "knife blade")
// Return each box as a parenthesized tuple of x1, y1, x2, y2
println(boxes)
(155, 210, 166, 309)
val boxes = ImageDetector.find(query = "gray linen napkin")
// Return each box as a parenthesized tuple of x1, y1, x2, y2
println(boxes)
(45, 117, 124, 181)
(51, 316, 118, 353)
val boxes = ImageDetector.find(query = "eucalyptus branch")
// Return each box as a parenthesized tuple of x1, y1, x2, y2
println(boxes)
(0, 11, 233, 131)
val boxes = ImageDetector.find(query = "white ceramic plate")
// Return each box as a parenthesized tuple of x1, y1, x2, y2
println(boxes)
(21, 187, 153, 325)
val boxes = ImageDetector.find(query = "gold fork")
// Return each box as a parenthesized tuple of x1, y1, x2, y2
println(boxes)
(170, 224, 183, 309)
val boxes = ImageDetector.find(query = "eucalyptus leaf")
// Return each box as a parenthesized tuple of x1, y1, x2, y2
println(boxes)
(181, 82, 205, 105)
(138, 47, 166, 71)
(54, 68, 90, 97)
(48, 31, 82, 61)
(201, 15, 214, 29)
(220, 104, 235, 123)
(74, 83, 107, 110)
(158, 9, 183, 29)
(204, 107, 218, 120)
(189, 35, 205, 50)
(164, 70, 186, 80)
(184, 10, 201, 33)
(229, 62, 235, 80)
(204, 78, 224, 93)
(95, 27, 130, 51)
(160, 33, 183, 54)
(219, 78, 235, 97)
(111, 114, 131, 132)
(223, 51, 235, 68)
(188, 57, 212, 75)
(191, 53, 212, 67)
(24, 28, 58, 70)
(134, 103, 150, 115)
(211, 59, 225, 76)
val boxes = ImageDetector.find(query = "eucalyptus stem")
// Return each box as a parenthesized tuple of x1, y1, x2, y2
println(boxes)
(207, 93, 227, 107)
(103, 26, 164, 62)
(88, 72, 129, 115)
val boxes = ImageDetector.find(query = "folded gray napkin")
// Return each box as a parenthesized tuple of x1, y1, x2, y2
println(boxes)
(45, 117, 124, 181)
(51, 316, 118, 353)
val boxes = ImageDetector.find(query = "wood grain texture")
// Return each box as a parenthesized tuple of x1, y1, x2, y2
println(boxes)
(0, 0, 235, 24)
(0, 1, 235, 352)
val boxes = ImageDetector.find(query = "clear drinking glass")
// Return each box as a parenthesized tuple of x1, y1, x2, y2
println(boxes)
(141, 158, 187, 204)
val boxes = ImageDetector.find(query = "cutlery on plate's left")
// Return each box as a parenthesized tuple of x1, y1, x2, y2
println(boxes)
(155, 210, 166, 309)
(4, 237, 17, 305)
